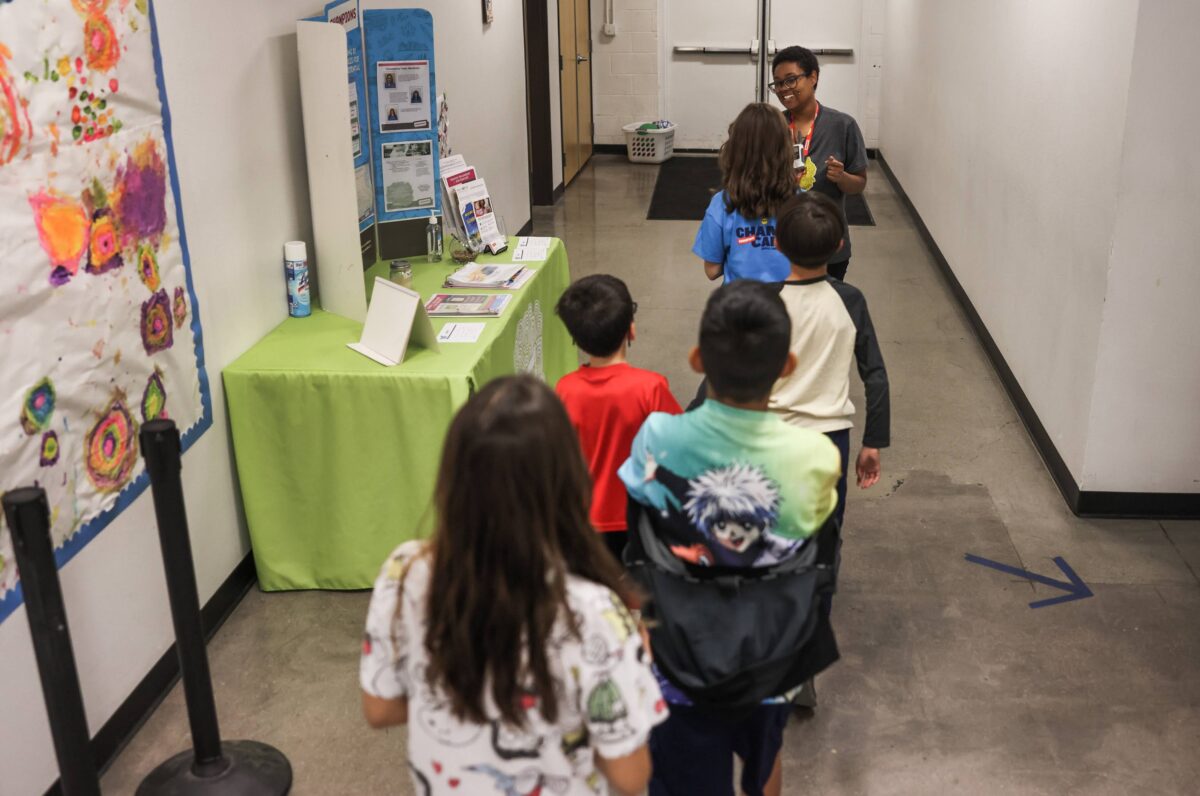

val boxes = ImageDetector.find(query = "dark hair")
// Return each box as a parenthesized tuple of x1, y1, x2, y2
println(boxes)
(423, 376, 634, 728)
(776, 193, 846, 268)
(772, 45, 820, 89)
(719, 103, 796, 221)
(699, 281, 792, 402)
(555, 274, 635, 357)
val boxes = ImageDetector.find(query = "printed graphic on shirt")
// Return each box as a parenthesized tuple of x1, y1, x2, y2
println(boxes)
(651, 461, 801, 567)
(466, 764, 570, 796)
(491, 718, 544, 760)
(735, 219, 777, 250)
(586, 677, 635, 743)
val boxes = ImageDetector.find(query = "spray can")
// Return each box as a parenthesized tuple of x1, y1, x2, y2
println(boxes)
(283, 241, 311, 318)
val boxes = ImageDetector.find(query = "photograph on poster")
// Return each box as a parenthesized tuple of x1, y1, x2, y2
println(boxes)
(376, 60, 431, 132)
(381, 141, 435, 213)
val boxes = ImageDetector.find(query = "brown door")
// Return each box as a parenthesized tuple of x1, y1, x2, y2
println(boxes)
(559, 0, 593, 184)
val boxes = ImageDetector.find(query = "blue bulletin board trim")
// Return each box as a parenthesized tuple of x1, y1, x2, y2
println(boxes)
(0, 0, 213, 625)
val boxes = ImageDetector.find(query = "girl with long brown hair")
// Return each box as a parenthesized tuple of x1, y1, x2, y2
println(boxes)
(360, 375, 664, 795)
(693, 102, 797, 283)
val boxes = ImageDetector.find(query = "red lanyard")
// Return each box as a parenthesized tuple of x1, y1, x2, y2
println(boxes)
(789, 102, 820, 160)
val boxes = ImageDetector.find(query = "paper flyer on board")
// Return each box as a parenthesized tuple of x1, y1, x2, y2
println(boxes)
(380, 141, 435, 212)
(377, 60, 431, 132)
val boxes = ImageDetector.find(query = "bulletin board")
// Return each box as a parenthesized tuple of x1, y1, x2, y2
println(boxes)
(0, 0, 212, 623)
(362, 8, 440, 259)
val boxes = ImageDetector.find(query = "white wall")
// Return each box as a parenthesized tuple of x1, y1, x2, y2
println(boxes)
(881, 0, 1140, 484)
(1082, 0, 1200, 492)
(366, 0, 532, 231)
(0, 2, 317, 793)
(1, 2, 535, 793)
(592, 0, 662, 146)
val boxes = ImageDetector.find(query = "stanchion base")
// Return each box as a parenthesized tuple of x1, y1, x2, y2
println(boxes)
(136, 740, 292, 795)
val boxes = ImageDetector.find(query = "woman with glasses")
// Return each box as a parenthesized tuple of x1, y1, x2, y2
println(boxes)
(769, 46, 868, 282)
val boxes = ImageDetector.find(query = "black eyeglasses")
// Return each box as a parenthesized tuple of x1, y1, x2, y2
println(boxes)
(767, 73, 807, 92)
(631, 301, 639, 316)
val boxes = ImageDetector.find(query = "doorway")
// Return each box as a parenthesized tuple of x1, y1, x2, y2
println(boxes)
(558, 0, 593, 184)
(664, 0, 864, 149)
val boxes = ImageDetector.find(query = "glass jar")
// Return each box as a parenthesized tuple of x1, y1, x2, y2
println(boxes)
(388, 259, 413, 289)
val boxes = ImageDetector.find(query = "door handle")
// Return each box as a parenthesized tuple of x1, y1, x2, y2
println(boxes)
(576, 54, 590, 63)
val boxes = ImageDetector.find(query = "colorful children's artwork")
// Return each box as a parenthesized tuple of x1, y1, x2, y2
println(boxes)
(0, 0, 212, 623)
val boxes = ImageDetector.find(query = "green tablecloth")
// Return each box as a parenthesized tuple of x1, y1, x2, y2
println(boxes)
(223, 238, 575, 590)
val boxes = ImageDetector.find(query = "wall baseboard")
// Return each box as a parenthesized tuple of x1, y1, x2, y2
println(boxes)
(44, 553, 258, 795)
(516, 218, 534, 237)
(876, 152, 1199, 520)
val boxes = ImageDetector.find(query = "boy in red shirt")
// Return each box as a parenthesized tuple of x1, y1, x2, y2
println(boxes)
(555, 275, 682, 561)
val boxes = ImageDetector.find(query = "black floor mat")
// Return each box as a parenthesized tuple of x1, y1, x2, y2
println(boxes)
(646, 156, 874, 225)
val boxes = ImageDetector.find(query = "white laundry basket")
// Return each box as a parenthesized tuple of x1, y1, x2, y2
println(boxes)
(622, 121, 676, 164)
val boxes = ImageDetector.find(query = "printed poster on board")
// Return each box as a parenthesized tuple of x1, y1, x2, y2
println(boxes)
(377, 60, 430, 132)
(0, 0, 212, 622)
(380, 141, 434, 213)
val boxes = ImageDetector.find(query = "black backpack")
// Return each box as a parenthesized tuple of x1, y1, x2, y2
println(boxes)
(624, 502, 841, 712)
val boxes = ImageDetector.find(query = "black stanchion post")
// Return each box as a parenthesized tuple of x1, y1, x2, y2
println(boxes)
(136, 419, 291, 795)
(2, 487, 101, 796)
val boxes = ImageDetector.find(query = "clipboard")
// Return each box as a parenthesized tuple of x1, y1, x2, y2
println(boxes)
(347, 277, 440, 365)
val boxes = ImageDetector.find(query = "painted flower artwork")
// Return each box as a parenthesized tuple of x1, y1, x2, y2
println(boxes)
(0, 0, 211, 623)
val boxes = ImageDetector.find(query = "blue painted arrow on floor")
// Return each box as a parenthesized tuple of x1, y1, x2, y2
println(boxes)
(964, 554, 1094, 608)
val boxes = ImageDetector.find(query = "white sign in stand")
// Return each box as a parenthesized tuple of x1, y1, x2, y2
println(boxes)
(347, 277, 439, 366)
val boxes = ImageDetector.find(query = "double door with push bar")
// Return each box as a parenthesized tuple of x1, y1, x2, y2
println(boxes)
(665, 0, 863, 149)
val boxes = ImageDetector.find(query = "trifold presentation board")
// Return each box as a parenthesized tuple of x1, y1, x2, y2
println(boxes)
(297, 1, 440, 322)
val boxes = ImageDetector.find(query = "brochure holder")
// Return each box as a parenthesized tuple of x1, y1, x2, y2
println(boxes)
(347, 277, 439, 365)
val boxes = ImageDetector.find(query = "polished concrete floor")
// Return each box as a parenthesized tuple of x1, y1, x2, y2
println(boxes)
(103, 157, 1200, 794)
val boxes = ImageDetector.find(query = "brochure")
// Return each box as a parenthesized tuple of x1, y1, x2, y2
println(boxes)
(445, 263, 532, 290)
(453, 178, 506, 254)
(425, 293, 513, 317)
(438, 154, 477, 245)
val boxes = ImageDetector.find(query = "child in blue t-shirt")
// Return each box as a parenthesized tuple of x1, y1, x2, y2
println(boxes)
(692, 103, 798, 284)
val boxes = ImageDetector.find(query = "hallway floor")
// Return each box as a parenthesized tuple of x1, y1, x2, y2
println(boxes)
(103, 156, 1200, 795)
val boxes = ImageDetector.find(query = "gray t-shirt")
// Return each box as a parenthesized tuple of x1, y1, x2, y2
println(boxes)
(787, 105, 867, 264)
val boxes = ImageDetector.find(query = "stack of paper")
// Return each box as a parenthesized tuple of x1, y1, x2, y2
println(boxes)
(512, 236, 553, 262)
(444, 263, 532, 290)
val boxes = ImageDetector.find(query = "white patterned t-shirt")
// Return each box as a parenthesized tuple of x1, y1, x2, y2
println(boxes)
(360, 541, 667, 795)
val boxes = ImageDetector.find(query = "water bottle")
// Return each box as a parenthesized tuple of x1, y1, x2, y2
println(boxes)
(426, 212, 443, 262)
(283, 241, 311, 318)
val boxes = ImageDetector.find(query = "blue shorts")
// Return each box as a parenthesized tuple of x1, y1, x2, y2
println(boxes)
(649, 703, 790, 796)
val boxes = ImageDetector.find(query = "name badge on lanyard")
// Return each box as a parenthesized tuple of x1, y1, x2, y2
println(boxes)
(791, 102, 820, 173)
